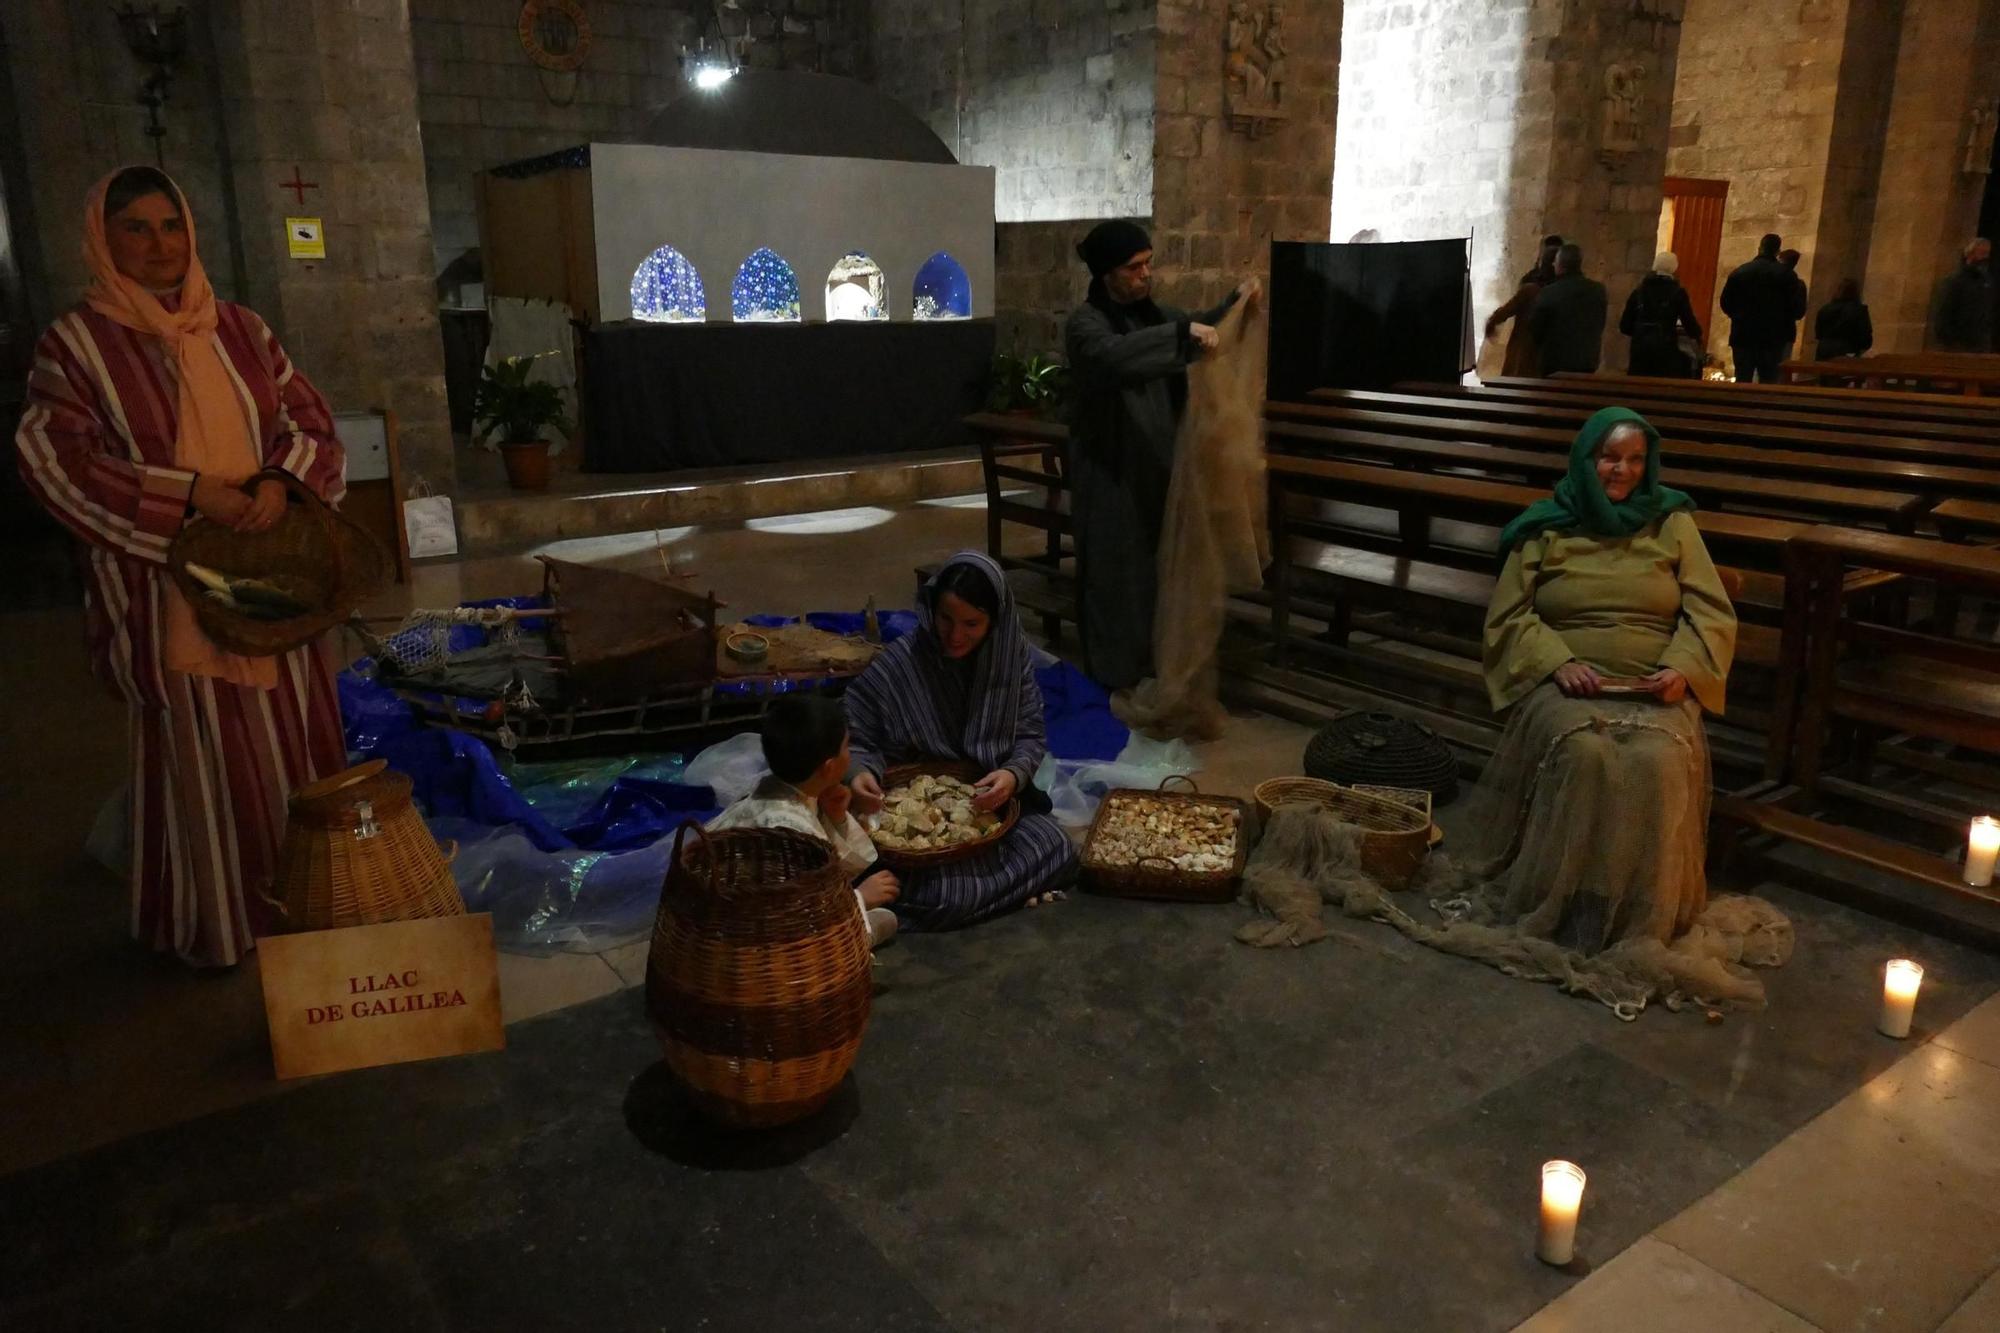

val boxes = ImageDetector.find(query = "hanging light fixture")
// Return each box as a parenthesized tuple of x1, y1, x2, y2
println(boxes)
(113, 4, 190, 166)
(681, 35, 739, 91)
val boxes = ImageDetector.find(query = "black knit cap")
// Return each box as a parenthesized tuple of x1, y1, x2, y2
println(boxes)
(1077, 220, 1153, 277)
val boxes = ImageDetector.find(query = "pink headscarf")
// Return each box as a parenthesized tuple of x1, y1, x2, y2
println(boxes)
(84, 167, 274, 688)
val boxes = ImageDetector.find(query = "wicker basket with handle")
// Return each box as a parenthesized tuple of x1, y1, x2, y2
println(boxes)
(169, 469, 393, 658)
(869, 760, 1020, 872)
(1080, 776, 1249, 903)
(645, 821, 871, 1129)
(1251, 777, 1432, 890)
(270, 760, 465, 930)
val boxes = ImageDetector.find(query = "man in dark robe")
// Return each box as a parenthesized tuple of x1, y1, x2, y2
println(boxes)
(1063, 221, 1250, 690)
(1720, 233, 1806, 382)
(1935, 238, 1994, 352)
(1525, 243, 1607, 376)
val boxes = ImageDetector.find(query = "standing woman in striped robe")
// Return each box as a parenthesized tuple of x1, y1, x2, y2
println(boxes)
(845, 552, 1077, 928)
(15, 166, 348, 968)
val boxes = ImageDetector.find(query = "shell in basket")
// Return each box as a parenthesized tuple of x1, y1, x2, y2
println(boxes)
(1080, 776, 1250, 903)
(868, 761, 1019, 871)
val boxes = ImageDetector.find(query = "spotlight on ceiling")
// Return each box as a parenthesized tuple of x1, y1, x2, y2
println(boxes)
(681, 37, 738, 91)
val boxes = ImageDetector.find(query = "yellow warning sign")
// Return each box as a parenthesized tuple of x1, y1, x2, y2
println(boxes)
(286, 217, 325, 260)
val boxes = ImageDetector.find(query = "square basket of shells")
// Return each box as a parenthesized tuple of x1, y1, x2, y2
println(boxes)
(868, 764, 1018, 869)
(1080, 779, 1248, 903)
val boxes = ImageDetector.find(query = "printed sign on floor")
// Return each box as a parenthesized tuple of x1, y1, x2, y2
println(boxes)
(259, 914, 504, 1080)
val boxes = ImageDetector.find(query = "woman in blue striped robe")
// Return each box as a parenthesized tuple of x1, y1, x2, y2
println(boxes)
(846, 552, 1078, 928)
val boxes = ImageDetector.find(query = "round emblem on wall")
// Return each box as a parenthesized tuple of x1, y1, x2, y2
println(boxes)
(518, 0, 591, 73)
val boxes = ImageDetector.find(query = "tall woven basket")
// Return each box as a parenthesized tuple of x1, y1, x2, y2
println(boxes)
(646, 822, 871, 1129)
(271, 760, 465, 930)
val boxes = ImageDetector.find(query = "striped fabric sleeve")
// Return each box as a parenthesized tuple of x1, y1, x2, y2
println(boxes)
(241, 307, 347, 505)
(14, 326, 192, 564)
(842, 668, 891, 782)
(1002, 659, 1048, 788)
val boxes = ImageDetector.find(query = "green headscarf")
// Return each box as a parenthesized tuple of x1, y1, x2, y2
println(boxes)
(1497, 406, 1696, 555)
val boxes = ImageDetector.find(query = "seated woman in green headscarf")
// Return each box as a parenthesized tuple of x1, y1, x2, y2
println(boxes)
(1416, 407, 1773, 1015)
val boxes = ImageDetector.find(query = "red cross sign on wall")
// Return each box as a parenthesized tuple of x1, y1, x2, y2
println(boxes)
(279, 167, 319, 206)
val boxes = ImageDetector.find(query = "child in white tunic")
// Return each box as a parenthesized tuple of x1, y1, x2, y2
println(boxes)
(706, 695, 901, 948)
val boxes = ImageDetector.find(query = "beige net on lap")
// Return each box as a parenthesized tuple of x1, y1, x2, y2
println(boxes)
(1239, 686, 1793, 1020)
(1113, 301, 1272, 740)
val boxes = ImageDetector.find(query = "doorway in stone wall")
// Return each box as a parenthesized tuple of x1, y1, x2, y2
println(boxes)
(1660, 177, 1729, 354)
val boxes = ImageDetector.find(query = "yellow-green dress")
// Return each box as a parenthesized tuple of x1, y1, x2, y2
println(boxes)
(1416, 511, 1778, 1015)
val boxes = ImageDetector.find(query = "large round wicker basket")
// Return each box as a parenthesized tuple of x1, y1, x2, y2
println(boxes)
(645, 822, 871, 1129)
(168, 470, 393, 657)
(271, 760, 465, 930)
(1251, 777, 1432, 890)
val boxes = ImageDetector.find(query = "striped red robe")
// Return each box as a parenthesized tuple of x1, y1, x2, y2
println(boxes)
(15, 301, 349, 967)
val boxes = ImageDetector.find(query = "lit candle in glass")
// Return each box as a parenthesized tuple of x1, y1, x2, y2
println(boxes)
(1537, 1160, 1587, 1266)
(1966, 817, 2000, 888)
(1879, 960, 1924, 1039)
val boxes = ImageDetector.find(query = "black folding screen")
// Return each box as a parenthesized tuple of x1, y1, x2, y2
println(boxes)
(1267, 238, 1471, 399)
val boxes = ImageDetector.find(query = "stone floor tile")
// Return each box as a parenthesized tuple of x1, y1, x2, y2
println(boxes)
(1513, 1237, 1822, 1333)
(1656, 1069, 2000, 1333)
(496, 949, 623, 1024)
(600, 939, 651, 988)
(1934, 991, 2000, 1071)
(1936, 1267, 2000, 1333)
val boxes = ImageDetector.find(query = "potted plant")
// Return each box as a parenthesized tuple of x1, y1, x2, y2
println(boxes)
(473, 353, 572, 491)
(985, 352, 1072, 419)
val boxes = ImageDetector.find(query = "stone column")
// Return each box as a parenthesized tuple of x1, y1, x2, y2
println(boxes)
(1152, 0, 1341, 309)
(1862, 0, 2000, 352)
(209, 0, 455, 494)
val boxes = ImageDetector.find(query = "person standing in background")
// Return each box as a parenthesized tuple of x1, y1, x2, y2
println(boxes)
(1485, 233, 1563, 377)
(1526, 243, 1607, 377)
(1813, 279, 1874, 360)
(1935, 239, 1994, 352)
(1720, 234, 1806, 382)
(1619, 252, 1703, 378)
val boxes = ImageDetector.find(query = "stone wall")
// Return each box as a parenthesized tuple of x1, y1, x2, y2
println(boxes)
(1151, 0, 1340, 309)
(1863, 0, 2000, 351)
(1333, 0, 1545, 374)
(1334, 0, 1682, 376)
(212, 0, 455, 492)
(4, 0, 248, 313)
(412, 0, 869, 272)
(1666, 0, 1871, 349)
(4, 0, 456, 492)
(995, 221, 1093, 356)
(870, 0, 1157, 222)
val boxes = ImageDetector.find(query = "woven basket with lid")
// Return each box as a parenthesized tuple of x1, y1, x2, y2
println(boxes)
(645, 822, 871, 1129)
(1303, 711, 1459, 801)
(271, 760, 465, 930)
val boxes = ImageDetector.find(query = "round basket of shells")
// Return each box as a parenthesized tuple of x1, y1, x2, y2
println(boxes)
(1080, 775, 1249, 903)
(868, 761, 1020, 870)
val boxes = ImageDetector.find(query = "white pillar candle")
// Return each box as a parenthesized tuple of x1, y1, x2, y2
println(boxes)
(1879, 959, 1924, 1039)
(1967, 817, 2000, 888)
(1537, 1160, 1587, 1266)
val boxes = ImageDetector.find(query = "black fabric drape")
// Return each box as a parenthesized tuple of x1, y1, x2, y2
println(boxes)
(580, 320, 995, 472)
(1267, 238, 1470, 399)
